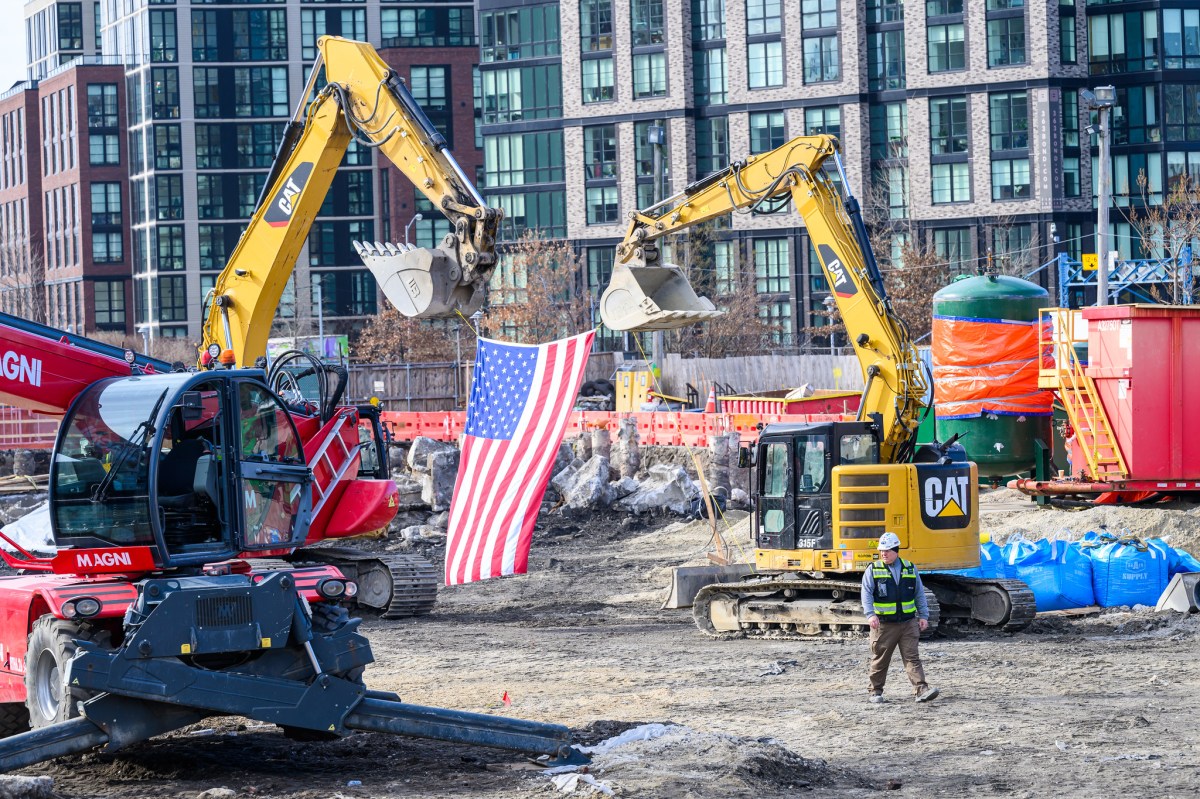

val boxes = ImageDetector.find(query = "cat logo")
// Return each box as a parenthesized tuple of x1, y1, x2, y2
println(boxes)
(917, 465, 973, 530)
(264, 162, 315, 228)
(818, 243, 858, 298)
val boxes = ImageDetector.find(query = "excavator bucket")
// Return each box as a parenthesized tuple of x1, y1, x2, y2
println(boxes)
(662, 563, 755, 609)
(1155, 572, 1200, 613)
(600, 263, 723, 332)
(355, 240, 484, 319)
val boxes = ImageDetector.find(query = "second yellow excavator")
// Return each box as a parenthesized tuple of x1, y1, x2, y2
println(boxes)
(603, 136, 1034, 637)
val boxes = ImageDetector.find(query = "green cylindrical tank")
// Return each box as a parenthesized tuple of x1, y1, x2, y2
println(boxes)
(932, 274, 1053, 480)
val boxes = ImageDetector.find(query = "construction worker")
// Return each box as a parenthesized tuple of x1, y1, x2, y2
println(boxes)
(862, 532, 940, 704)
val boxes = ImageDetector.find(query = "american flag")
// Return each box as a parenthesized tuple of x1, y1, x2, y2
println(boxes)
(444, 331, 595, 585)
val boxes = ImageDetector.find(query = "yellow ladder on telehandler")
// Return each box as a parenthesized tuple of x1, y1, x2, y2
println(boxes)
(1038, 308, 1128, 482)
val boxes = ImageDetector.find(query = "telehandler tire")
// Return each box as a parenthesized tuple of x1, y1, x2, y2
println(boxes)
(24, 615, 111, 729)
(0, 703, 30, 737)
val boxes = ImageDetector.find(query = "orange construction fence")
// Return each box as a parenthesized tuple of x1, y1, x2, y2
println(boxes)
(380, 410, 849, 448)
(0, 406, 58, 450)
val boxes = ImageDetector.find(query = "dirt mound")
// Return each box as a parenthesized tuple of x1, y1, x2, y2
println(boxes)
(552, 723, 869, 798)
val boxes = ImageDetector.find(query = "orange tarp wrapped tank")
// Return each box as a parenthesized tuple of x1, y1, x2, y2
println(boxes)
(931, 315, 1054, 419)
(931, 274, 1055, 479)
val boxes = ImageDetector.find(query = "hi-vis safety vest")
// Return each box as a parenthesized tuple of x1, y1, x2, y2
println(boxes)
(871, 558, 918, 621)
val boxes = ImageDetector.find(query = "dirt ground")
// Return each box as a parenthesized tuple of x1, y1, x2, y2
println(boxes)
(10, 494, 1200, 799)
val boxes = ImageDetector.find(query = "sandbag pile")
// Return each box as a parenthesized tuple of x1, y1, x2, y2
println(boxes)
(934, 531, 1200, 612)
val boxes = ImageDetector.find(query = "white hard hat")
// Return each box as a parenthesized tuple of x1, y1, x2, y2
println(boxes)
(877, 532, 902, 551)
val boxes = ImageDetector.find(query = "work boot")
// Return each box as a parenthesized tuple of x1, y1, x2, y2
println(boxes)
(868, 693, 885, 704)
(915, 686, 940, 703)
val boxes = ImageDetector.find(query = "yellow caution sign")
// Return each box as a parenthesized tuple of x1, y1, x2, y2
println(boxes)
(1081, 253, 1098, 272)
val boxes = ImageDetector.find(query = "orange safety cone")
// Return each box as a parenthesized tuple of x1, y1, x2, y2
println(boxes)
(704, 386, 717, 414)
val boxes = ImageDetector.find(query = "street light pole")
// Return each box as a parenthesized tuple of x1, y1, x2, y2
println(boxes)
(648, 124, 666, 370)
(313, 281, 324, 358)
(1083, 86, 1116, 306)
(404, 213, 424, 246)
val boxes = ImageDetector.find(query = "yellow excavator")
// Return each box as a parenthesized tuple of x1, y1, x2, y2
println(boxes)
(194, 37, 502, 617)
(601, 136, 1034, 637)
(200, 36, 501, 368)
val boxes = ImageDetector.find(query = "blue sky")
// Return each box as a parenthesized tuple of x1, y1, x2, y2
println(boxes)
(0, 10, 25, 90)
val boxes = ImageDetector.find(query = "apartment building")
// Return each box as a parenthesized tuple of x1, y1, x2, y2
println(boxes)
(6, 0, 480, 341)
(477, 0, 1199, 341)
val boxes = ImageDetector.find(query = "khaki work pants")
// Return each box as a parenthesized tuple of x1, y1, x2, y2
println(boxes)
(867, 618, 928, 696)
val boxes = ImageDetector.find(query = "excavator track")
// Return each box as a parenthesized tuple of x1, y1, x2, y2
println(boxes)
(923, 576, 1037, 633)
(691, 573, 1036, 639)
(292, 547, 438, 618)
(691, 578, 940, 641)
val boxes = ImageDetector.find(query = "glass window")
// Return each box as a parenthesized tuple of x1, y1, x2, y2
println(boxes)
(1060, 12, 1076, 64)
(586, 246, 615, 290)
(928, 24, 965, 71)
(930, 97, 968, 154)
(991, 158, 1030, 200)
(301, 9, 365, 61)
(154, 125, 182, 170)
(932, 227, 971, 269)
(991, 223, 1031, 266)
(89, 134, 119, 166)
(150, 67, 179, 120)
(482, 64, 563, 122)
(90, 182, 122, 226)
(927, 0, 963, 15)
(762, 442, 789, 497)
(584, 125, 617, 180)
(805, 106, 840, 137)
(696, 116, 728, 175)
(238, 383, 304, 550)
(866, 0, 903, 23)
(149, 9, 177, 62)
(748, 41, 784, 89)
(990, 92, 1029, 150)
(410, 66, 451, 139)
(1063, 91, 1079, 148)
(1163, 9, 1200, 70)
(582, 58, 615, 104)
(803, 35, 840, 82)
(233, 9, 288, 61)
(94, 279, 125, 329)
(586, 186, 619, 224)
(157, 275, 187, 322)
(753, 237, 789, 293)
(633, 52, 668, 98)
(86, 84, 118, 128)
(840, 434, 877, 466)
(634, 119, 669, 177)
(1063, 157, 1081, 197)
(870, 102, 908, 160)
(156, 225, 185, 271)
(694, 47, 727, 105)
(932, 162, 970, 203)
(746, 0, 782, 36)
(93, 232, 123, 263)
(581, 0, 614, 51)
(988, 17, 1026, 67)
(750, 111, 785, 154)
(382, 7, 475, 48)
(156, 174, 184, 221)
(235, 67, 288, 117)
(483, 132, 564, 187)
(479, 4, 561, 62)
(868, 30, 906, 90)
(794, 434, 828, 493)
(631, 0, 665, 45)
(693, 0, 725, 40)
(802, 0, 837, 29)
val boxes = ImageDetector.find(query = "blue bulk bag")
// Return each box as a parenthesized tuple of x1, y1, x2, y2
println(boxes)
(978, 541, 1004, 579)
(1085, 538, 1169, 607)
(1005, 538, 1094, 612)
(1173, 549, 1200, 575)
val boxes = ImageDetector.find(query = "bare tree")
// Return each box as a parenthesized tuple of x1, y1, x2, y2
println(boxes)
(0, 243, 46, 323)
(354, 312, 461, 363)
(484, 231, 592, 344)
(1131, 169, 1200, 304)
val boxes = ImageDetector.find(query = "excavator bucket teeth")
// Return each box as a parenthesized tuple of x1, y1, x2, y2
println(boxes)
(355, 241, 483, 319)
(600, 263, 723, 332)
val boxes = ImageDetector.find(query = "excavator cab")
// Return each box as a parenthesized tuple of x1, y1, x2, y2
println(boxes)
(51, 371, 313, 571)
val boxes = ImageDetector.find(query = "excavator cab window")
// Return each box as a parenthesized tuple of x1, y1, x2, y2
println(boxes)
(157, 382, 226, 552)
(794, 434, 830, 494)
(839, 434, 879, 466)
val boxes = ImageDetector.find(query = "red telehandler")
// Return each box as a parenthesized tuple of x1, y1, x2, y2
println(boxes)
(0, 310, 583, 768)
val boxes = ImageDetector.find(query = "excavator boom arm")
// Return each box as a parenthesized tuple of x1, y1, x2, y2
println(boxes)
(606, 135, 927, 460)
(201, 37, 500, 367)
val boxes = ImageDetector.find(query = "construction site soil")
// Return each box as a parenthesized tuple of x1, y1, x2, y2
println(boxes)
(7, 492, 1200, 799)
